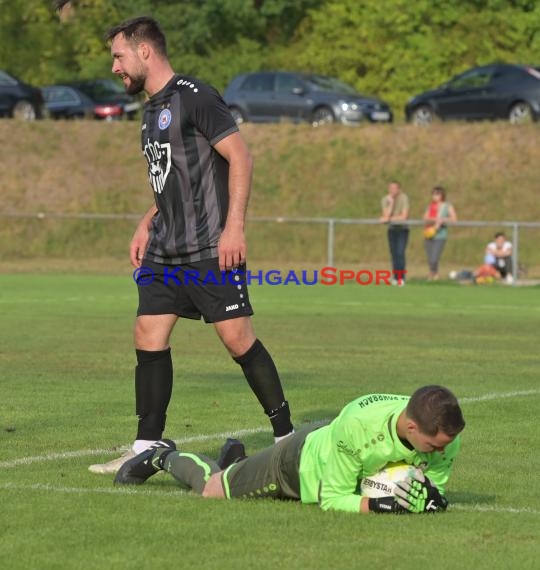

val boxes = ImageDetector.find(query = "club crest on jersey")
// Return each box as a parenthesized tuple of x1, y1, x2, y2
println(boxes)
(143, 140, 171, 194)
(158, 108, 172, 130)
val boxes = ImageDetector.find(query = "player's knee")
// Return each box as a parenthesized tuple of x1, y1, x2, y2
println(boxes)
(224, 337, 254, 358)
(216, 319, 256, 357)
(134, 319, 146, 342)
(134, 322, 157, 349)
(134, 316, 174, 350)
(202, 472, 226, 498)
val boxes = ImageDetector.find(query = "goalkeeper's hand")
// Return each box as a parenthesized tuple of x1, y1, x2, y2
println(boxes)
(368, 496, 409, 514)
(394, 472, 448, 513)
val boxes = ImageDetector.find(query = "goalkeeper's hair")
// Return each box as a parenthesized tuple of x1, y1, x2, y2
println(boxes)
(407, 385, 465, 436)
(105, 16, 167, 58)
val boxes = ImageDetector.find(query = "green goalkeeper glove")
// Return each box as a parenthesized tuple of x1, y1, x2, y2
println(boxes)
(394, 473, 448, 513)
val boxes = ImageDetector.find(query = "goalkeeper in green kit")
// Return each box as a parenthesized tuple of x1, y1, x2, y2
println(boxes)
(115, 385, 465, 514)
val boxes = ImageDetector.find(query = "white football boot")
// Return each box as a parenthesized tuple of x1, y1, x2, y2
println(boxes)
(88, 449, 137, 474)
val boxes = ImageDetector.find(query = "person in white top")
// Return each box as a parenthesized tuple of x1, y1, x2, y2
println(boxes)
(485, 232, 513, 283)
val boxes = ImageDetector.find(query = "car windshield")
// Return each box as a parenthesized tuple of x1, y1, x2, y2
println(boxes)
(0, 70, 17, 86)
(304, 75, 358, 95)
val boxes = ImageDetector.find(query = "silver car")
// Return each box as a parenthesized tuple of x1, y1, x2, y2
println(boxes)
(223, 71, 393, 126)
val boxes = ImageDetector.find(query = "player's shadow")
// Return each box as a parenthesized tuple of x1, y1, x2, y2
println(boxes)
(446, 491, 496, 505)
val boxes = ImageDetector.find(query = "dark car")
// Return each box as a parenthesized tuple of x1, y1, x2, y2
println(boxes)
(67, 79, 141, 120)
(43, 85, 97, 119)
(223, 71, 392, 126)
(43, 84, 130, 120)
(405, 64, 540, 125)
(0, 70, 45, 120)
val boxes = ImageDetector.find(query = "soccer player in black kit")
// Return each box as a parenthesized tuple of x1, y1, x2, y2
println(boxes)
(89, 16, 294, 474)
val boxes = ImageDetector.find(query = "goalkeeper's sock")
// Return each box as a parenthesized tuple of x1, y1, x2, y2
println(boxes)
(274, 427, 295, 444)
(163, 452, 220, 494)
(233, 339, 294, 438)
(135, 348, 173, 441)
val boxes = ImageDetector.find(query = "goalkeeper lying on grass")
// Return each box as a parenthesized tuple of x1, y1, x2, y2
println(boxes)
(114, 385, 465, 514)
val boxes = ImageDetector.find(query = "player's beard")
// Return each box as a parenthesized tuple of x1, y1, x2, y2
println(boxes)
(124, 72, 146, 95)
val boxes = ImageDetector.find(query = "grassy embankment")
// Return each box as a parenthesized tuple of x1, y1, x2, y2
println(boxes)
(0, 120, 538, 277)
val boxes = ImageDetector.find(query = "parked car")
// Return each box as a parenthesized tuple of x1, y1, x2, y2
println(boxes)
(0, 70, 45, 120)
(405, 64, 540, 125)
(43, 84, 125, 120)
(223, 71, 393, 126)
(43, 85, 97, 119)
(66, 79, 141, 119)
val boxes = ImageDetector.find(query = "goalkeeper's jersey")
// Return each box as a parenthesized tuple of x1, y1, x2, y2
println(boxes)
(298, 393, 461, 513)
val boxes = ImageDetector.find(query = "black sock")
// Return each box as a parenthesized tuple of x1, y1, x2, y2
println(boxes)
(163, 452, 220, 494)
(233, 339, 293, 437)
(135, 348, 173, 440)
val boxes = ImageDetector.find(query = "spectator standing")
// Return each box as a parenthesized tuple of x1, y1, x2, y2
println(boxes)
(423, 186, 457, 280)
(379, 181, 410, 285)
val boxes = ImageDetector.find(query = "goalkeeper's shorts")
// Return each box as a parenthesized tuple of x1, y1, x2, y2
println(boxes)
(220, 424, 322, 500)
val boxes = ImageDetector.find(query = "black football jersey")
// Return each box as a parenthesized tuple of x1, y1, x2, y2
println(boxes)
(141, 74, 239, 264)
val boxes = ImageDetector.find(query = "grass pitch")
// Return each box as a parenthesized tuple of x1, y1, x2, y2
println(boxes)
(0, 273, 539, 569)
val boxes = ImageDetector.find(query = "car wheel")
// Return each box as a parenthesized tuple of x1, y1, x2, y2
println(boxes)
(12, 100, 36, 120)
(410, 105, 435, 125)
(508, 102, 533, 124)
(229, 107, 245, 125)
(311, 106, 335, 127)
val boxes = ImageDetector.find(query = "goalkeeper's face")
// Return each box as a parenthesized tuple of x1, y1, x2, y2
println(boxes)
(408, 425, 455, 453)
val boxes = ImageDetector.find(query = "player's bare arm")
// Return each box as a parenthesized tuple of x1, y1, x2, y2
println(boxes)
(214, 132, 253, 271)
(130, 204, 158, 267)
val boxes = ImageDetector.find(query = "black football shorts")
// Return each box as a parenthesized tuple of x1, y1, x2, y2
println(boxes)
(135, 258, 254, 323)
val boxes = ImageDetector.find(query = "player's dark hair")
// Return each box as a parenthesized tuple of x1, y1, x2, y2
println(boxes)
(105, 16, 167, 58)
(494, 232, 506, 239)
(407, 385, 465, 436)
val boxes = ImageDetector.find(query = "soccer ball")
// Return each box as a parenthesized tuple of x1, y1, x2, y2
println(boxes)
(360, 461, 420, 498)
(449, 270, 458, 280)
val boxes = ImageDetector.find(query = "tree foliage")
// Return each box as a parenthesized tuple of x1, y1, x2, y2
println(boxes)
(0, 0, 538, 115)
(279, 0, 540, 110)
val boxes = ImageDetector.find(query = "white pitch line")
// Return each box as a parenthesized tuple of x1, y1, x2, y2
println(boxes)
(451, 503, 539, 515)
(1, 390, 538, 471)
(0, 426, 270, 470)
(460, 389, 540, 403)
(0, 482, 537, 515)
(0, 482, 187, 497)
